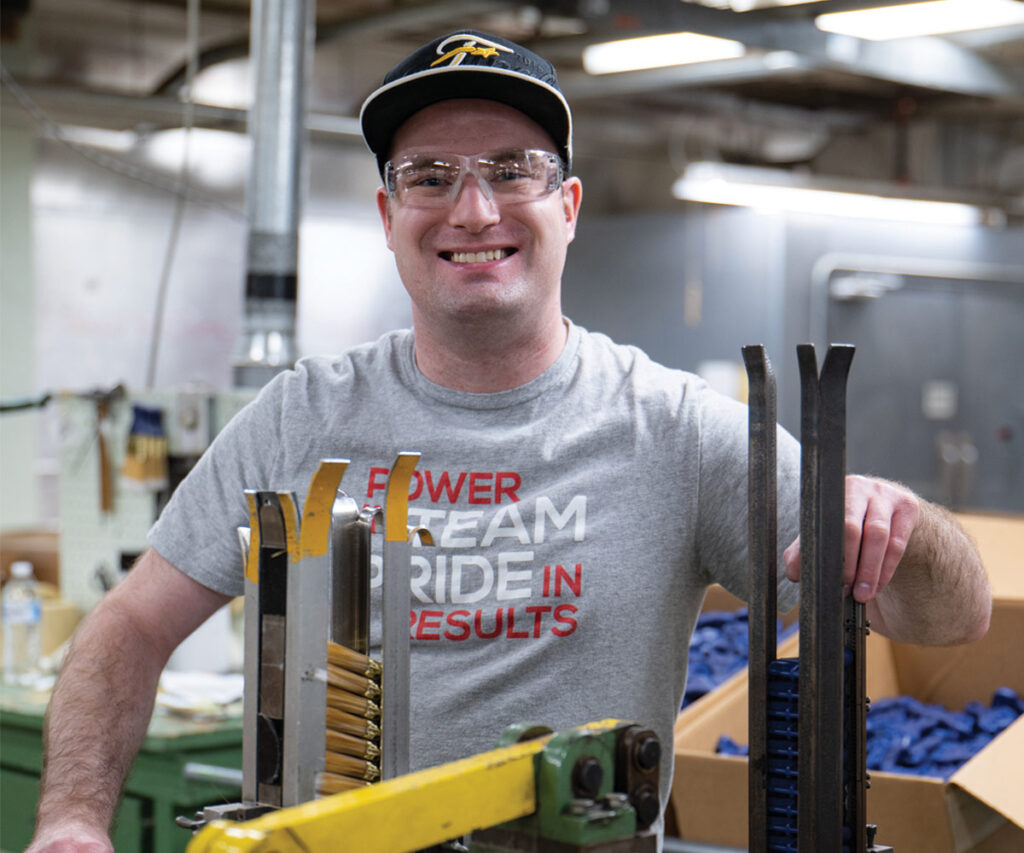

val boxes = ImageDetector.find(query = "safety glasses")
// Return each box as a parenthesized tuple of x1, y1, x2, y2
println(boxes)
(384, 148, 565, 208)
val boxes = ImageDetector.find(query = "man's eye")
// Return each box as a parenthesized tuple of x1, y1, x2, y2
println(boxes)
(491, 163, 531, 182)
(405, 169, 452, 189)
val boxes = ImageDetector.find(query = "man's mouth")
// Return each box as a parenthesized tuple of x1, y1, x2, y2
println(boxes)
(441, 248, 515, 264)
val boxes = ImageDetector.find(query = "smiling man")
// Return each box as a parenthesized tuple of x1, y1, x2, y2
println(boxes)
(375, 98, 581, 392)
(29, 30, 990, 853)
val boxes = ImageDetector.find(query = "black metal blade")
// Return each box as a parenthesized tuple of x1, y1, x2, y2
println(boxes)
(797, 344, 854, 853)
(743, 344, 778, 853)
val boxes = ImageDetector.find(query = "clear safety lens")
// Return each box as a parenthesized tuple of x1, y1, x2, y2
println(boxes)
(384, 149, 564, 207)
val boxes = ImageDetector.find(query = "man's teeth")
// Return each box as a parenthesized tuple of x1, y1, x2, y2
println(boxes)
(449, 249, 509, 264)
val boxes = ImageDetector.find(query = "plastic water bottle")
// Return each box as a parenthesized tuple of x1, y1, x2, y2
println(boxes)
(2, 561, 42, 685)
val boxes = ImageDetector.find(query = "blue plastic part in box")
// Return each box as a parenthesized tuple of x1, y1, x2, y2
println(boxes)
(718, 686, 1024, 782)
(682, 609, 798, 708)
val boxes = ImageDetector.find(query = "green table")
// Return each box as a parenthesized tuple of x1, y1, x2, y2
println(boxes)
(0, 683, 243, 853)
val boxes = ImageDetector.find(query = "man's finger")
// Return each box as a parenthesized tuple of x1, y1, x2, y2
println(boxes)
(843, 480, 869, 595)
(874, 498, 917, 596)
(851, 506, 892, 602)
(784, 538, 800, 581)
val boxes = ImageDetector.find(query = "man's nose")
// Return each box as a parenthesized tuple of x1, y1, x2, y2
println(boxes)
(447, 173, 501, 231)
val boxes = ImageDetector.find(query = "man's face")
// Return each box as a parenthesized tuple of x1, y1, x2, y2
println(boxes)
(376, 99, 582, 335)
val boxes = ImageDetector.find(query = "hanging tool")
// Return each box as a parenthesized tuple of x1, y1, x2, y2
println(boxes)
(82, 385, 125, 513)
(744, 343, 891, 853)
(120, 403, 169, 490)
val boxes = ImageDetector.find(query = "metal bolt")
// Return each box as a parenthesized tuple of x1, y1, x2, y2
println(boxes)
(633, 734, 661, 771)
(632, 786, 661, 829)
(571, 755, 604, 798)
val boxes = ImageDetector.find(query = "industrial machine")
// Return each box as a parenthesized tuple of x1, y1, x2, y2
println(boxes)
(178, 453, 662, 853)
(743, 344, 892, 853)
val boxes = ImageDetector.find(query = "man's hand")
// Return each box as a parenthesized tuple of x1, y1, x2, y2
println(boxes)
(783, 475, 919, 603)
(781, 474, 990, 645)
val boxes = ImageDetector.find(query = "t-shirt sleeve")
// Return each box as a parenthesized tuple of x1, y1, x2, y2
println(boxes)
(694, 382, 801, 613)
(147, 374, 288, 597)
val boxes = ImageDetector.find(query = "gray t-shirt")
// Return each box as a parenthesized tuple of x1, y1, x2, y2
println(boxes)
(150, 320, 801, 823)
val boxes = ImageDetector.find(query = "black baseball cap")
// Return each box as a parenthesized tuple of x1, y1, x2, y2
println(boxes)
(360, 30, 573, 178)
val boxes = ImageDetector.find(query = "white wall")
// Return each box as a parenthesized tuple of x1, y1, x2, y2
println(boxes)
(3, 129, 411, 530)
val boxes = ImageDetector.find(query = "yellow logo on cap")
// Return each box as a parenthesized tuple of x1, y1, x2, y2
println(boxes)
(431, 34, 513, 67)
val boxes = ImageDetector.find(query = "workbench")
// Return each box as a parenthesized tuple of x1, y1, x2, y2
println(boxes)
(0, 683, 242, 853)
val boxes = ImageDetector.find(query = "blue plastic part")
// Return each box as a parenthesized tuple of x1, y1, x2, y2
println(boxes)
(728, 689, 1023, 780)
(682, 609, 799, 708)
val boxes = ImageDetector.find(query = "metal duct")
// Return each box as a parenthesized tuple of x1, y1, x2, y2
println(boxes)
(233, 0, 314, 388)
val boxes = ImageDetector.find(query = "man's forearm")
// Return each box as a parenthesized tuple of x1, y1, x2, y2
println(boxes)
(35, 594, 168, 841)
(868, 498, 991, 645)
(29, 549, 231, 852)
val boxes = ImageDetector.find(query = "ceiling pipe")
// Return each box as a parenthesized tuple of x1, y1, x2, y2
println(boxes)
(233, 0, 315, 388)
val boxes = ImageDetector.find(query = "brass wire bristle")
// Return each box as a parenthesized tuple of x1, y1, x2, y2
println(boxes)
(327, 663, 381, 699)
(316, 771, 372, 796)
(326, 685, 380, 719)
(324, 752, 381, 781)
(326, 706, 381, 740)
(328, 641, 382, 677)
(326, 729, 380, 760)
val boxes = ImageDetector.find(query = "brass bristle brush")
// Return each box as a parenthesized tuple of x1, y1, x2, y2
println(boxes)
(318, 641, 382, 797)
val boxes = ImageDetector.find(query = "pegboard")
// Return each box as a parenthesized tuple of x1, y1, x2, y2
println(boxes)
(57, 389, 255, 612)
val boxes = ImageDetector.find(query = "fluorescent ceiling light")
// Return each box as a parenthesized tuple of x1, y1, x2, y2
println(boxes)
(583, 32, 746, 75)
(192, 58, 252, 109)
(815, 0, 1024, 41)
(58, 125, 138, 153)
(730, 0, 829, 11)
(673, 162, 985, 226)
(684, 0, 828, 10)
(143, 128, 250, 189)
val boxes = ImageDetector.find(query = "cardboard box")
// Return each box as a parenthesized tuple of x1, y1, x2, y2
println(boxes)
(40, 598, 82, 656)
(670, 599, 1024, 853)
(956, 512, 1024, 601)
(0, 528, 60, 588)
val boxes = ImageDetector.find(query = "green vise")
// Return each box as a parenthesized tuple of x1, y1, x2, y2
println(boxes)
(471, 719, 661, 853)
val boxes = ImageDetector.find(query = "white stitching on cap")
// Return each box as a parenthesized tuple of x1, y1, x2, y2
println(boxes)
(431, 33, 514, 67)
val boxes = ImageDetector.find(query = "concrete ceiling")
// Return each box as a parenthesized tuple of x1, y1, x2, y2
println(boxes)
(3, 0, 1023, 214)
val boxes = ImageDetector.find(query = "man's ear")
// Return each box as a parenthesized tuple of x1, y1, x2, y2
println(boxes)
(562, 176, 583, 244)
(376, 186, 394, 250)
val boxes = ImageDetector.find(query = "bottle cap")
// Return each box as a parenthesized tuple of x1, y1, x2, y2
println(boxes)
(9, 561, 34, 580)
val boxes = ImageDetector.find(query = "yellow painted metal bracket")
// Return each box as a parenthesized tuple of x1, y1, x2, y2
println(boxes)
(187, 735, 548, 853)
(298, 458, 349, 559)
(385, 452, 420, 542)
(276, 493, 301, 562)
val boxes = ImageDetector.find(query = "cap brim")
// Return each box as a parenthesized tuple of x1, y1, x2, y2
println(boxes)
(360, 65, 572, 175)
